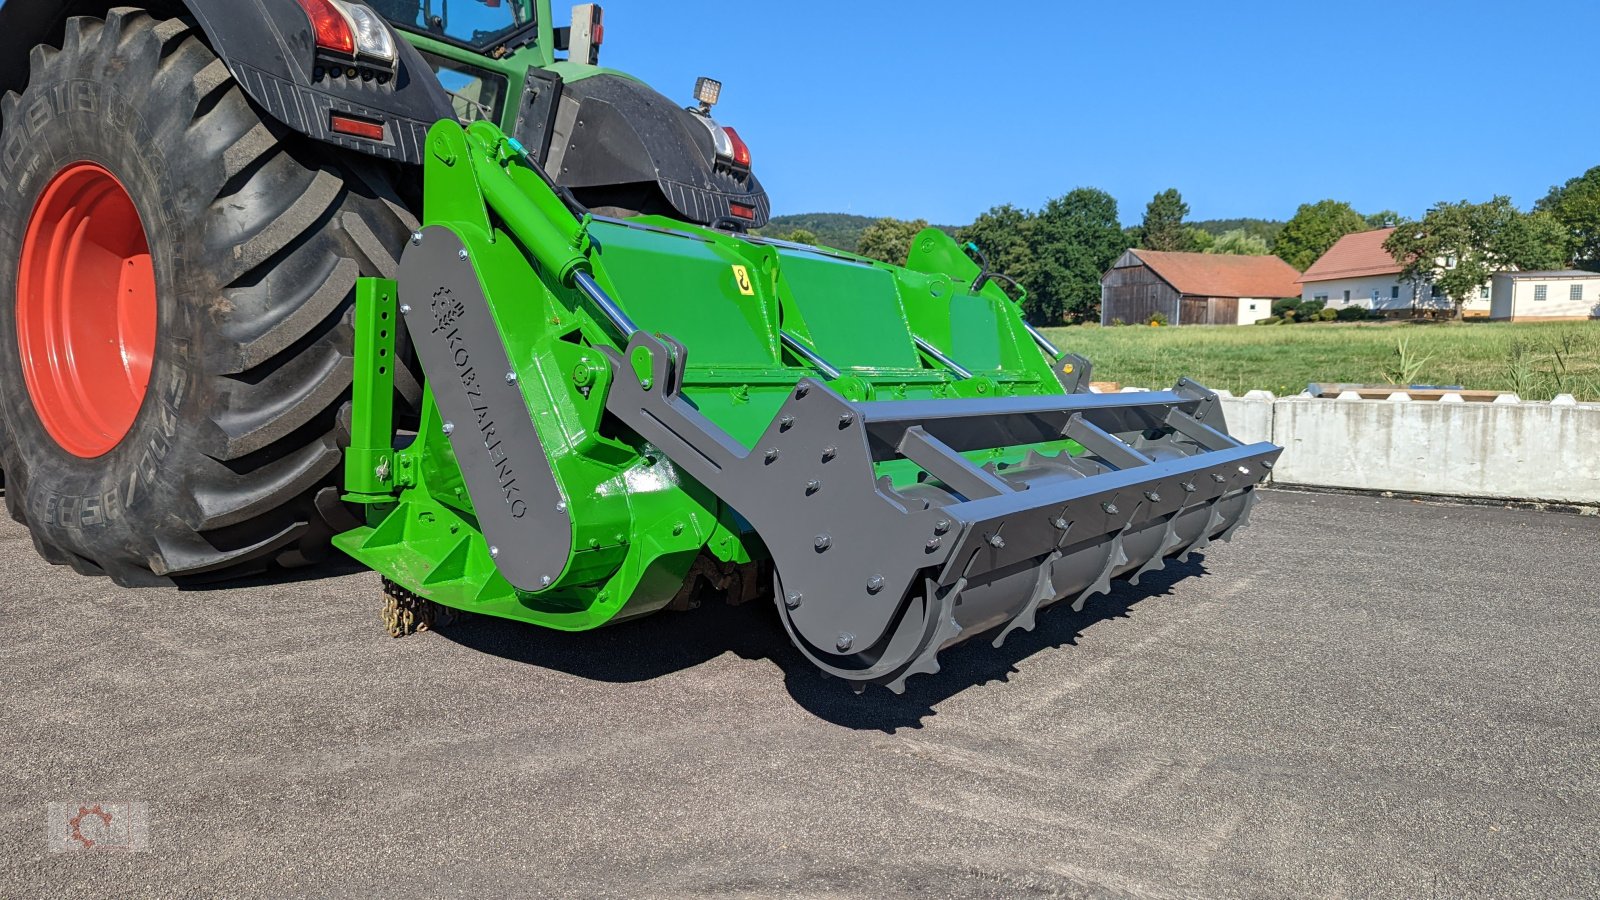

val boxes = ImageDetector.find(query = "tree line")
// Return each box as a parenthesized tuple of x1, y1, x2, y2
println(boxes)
(763, 165, 1600, 325)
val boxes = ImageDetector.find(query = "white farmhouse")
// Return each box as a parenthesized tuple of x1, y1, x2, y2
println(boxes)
(1490, 271, 1600, 321)
(1296, 228, 1491, 317)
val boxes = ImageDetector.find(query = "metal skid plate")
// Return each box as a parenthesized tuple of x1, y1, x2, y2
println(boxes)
(399, 227, 574, 592)
(604, 331, 1282, 692)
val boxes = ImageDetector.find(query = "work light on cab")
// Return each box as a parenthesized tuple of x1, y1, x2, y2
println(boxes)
(689, 76, 752, 173)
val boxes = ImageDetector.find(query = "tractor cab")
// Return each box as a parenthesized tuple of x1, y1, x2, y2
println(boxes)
(358, 0, 769, 227)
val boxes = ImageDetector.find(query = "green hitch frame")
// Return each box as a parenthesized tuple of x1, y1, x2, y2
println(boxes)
(344, 278, 400, 504)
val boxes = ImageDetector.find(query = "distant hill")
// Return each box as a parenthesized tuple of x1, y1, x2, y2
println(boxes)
(761, 213, 957, 253)
(766, 212, 1284, 255)
(1191, 218, 1286, 246)
(759, 213, 879, 252)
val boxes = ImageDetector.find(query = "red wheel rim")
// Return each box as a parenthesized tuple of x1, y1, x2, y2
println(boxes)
(17, 163, 157, 458)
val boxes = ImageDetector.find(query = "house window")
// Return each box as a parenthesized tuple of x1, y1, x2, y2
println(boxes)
(1371, 289, 1380, 303)
(1314, 294, 1328, 304)
(1534, 285, 1548, 301)
(1480, 286, 1490, 299)
(1431, 284, 1444, 299)
(1391, 286, 1401, 300)
(1572, 284, 1585, 302)
(1343, 290, 1351, 304)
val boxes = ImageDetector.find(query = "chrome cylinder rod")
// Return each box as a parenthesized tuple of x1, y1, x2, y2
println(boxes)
(573, 270, 640, 338)
(1023, 321, 1063, 359)
(779, 331, 843, 380)
(912, 336, 974, 380)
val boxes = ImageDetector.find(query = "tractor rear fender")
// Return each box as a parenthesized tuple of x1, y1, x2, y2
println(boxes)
(0, 0, 454, 164)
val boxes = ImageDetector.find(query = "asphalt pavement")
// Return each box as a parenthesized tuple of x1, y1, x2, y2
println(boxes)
(2, 489, 1596, 898)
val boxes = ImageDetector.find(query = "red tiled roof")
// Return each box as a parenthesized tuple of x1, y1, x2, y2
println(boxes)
(1130, 250, 1303, 300)
(1296, 228, 1403, 283)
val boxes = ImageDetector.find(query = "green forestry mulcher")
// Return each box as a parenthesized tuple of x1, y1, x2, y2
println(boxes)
(0, 1, 1279, 691)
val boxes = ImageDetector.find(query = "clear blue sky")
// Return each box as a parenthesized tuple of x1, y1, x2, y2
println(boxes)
(591, 0, 1599, 226)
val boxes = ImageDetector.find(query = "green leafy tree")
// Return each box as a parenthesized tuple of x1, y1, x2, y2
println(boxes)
(1365, 210, 1402, 229)
(1275, 200, 1368, 270)
(1206, 228, 1270, 256)
(1385, 197, 1571, 319)
(1185, 227, 1216, 253)
(1536, 165, 1600, 271)
(856, 217, 929, 265)
(957, 204, 1035, 286)
(1025, 188, 1131, 324)
(775, 227, 819, 246)
(1139, 188, 1193, 251)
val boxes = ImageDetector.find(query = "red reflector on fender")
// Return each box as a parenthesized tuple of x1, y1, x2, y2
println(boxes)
(730, 203, 756, 221)
(331, 113, 385, 141)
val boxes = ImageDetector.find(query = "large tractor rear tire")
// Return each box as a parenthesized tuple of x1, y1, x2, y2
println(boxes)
(0, 10, 419, 585)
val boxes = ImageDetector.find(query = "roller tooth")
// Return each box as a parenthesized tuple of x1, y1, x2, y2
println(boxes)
(1220, 489, 1260, 542)
(1179, 498, 1229, 563)
(887, 614, 960, 694)
(1131, 501, 1193, 585)
(994, 548, 1063, 648)
(1072, 527, 1130, 612)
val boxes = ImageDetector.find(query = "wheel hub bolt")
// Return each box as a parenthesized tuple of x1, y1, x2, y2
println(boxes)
(866, 575, 886, 594)
(814, 534, 832, 551)
(836, 633, 855, 652)
(399, 303, 412, 315)
(934, 520, 951, 535)
(785, 591, 803, 610)
(457, 248, 470, 261)
(505, 371, 518, 384)
(926, 537, 942, 551)
(779, 415, 796, 431)
(442, 421, 455, 435)
(764, 449, 780, 464)
(806, 480, 821, 495)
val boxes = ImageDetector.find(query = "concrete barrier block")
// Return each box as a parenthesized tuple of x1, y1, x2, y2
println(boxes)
(1272, 397, 1600, 504)
(1219, 391, 1276, 447)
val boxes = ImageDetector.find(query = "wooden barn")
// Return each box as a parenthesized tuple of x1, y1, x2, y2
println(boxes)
(1101, 250, 1302, 326)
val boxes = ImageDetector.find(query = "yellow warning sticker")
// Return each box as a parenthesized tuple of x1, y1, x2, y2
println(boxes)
(732, 264, 755, 296)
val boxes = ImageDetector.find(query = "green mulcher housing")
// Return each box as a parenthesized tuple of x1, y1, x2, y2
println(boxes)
(0, 0, 1278, 693)
(335, 121, 1280, 692)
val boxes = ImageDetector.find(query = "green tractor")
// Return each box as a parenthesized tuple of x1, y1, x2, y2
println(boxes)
(0, 1, 1278, 692)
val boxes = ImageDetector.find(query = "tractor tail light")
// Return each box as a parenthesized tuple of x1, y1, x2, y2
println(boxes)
(296, 0, 397, 64)
(723, 127, 751, 169)
(297, 0, 355, 57)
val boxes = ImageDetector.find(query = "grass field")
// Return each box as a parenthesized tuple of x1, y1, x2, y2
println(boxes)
(1039, 320, 1600, 401)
